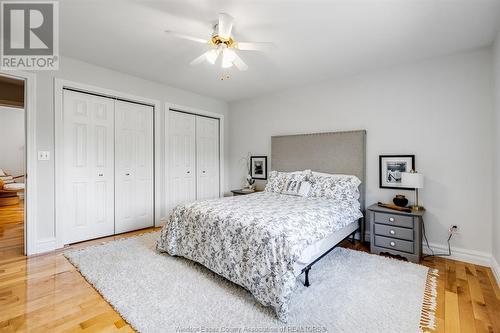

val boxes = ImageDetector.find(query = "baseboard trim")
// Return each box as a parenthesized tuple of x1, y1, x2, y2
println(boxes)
(423, 242, 492, 267)
(491, 256, 500, 287)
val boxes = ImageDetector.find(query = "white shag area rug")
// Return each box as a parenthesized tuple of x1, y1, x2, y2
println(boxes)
(64, 232, 437, 333)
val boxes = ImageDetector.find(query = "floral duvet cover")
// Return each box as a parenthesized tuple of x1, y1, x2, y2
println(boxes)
(157, 192, 362, 321)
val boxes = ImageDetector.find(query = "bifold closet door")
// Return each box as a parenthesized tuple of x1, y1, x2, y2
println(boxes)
(167, 111, 196, 212)
(62, 90, 115, 244)
(196, 116, 220, 200)
(115, 100, 154, 234)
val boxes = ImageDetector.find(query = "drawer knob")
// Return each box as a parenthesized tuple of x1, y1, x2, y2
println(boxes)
(389, 229, 395, 235)
(389, 217, 395, 222)
(390, 241, 396, 247)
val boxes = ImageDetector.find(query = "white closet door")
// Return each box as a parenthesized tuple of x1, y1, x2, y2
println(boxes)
(196, 116, 220, 200)
(115, 100, 154, 234)
(62, 90, 115, 244)
(167, 111, 196, 212)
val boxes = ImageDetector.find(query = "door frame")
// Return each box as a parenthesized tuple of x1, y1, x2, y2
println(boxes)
(54, 79, 161, 248)
(0, 70, 37, 255)
(163, 103, 225, 223)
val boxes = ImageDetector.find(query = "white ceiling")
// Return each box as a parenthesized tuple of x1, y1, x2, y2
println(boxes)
(60, 0, 500, 101)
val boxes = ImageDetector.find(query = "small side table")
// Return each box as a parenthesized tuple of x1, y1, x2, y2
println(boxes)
(367, 204, 425, 263)
(230, 189, 259, 196)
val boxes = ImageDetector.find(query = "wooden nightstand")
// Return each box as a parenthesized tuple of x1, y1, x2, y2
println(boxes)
(367, 204, 425, 263)
(230, 189, 259, 196)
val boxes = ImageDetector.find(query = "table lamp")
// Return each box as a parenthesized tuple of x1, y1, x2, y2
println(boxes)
(402, 171, 425, 211)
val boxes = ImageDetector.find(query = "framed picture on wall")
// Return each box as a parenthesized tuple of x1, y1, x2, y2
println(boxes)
(379, 155, 415, 190)
(250, 156, 268, 180)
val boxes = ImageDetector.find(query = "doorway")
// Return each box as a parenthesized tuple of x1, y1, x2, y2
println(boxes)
(0, 75, 25, 260)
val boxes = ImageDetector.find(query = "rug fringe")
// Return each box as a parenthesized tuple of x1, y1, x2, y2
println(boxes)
(419, 268, 439, 332)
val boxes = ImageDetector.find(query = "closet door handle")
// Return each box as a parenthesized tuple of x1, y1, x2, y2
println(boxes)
(98, 173, 104, 177)
(125, 173, 130, 176)
(187, 171, 191, 174)
(202, 170, 206, 174)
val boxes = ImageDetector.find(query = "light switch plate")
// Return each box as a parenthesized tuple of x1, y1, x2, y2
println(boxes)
(38, 151, 50, 161)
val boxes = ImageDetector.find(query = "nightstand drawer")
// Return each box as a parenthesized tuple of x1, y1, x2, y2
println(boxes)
(374, 212, 413, 229)
(374, 224, 414, 241)
(374, 235, 414, 253)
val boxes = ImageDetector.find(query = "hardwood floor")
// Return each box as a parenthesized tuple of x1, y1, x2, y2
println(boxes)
(0, 221, 153, 332)
(0, 207, 499, 332)
(0, 200, 24, 261)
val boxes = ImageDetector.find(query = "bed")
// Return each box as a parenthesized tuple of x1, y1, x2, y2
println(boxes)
(157, 130, 366, 321)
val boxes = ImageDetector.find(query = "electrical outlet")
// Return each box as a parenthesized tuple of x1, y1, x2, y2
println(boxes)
(38, 151, 50, 161)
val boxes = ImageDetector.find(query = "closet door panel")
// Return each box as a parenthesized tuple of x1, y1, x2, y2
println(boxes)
(196, 116, 220, 200)
(167, 111, 196, 212)
(62, 90, 115, 244)
(115, 101, 154, 233)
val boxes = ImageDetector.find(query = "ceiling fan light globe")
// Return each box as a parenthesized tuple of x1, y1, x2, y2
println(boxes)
(225, 49, 236, 60)
(206, 49, 219, 64)
(221, 48, 237, 68)
(221, 57, 233, 68)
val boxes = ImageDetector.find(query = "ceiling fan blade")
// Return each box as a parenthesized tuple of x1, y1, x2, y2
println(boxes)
(218, 13, 234, 39)
(165, 30, 208, 44)
(190, 52, 208, 66)
(232, 52, 248, 71)
(235, 42, 273, 51)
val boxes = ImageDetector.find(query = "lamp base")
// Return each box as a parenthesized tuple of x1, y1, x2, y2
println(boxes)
(410, 205, 425, 211)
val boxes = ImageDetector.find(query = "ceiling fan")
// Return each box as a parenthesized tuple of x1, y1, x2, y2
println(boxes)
(165, 13, 272, 72)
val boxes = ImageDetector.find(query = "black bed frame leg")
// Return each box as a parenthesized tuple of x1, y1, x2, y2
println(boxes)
(301, 227, 362, 288)
(304, 267, 311, 287)
(349, 232, 356, 244)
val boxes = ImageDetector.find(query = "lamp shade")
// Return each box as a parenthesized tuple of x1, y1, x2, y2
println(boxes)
(402, 172, 424, 189)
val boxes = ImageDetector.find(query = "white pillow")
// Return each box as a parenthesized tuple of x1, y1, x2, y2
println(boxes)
(0, 169, 5, 177)
(282, 179, 312, 197)
(298, 181, 312, 197)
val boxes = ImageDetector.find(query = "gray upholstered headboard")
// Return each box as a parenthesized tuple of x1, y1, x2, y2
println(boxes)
(271, 130, 367, 211)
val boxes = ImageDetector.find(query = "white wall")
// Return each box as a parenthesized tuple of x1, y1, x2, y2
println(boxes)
(30, 56, 228, 252)
(228, 48, 494, 263)
(0, 106, 24, 176)
(493, 33, 500, 278)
